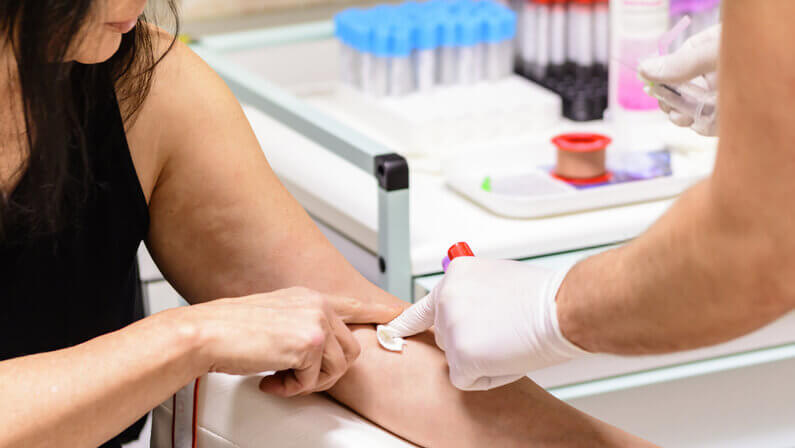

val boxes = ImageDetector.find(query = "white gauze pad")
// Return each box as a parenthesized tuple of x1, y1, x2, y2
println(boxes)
(376, 325, 407, 352)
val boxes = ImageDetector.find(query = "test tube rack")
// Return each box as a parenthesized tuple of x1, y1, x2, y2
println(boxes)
(325, 75, 562, 158)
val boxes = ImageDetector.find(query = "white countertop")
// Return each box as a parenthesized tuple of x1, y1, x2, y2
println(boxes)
(243, 104, 715, 276)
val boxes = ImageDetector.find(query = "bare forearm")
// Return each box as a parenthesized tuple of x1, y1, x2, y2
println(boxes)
(0, 310, 201, 448)
(329, 327, 654, 448)
(557, 1, 795, 355)
(558, 180, 793, 355)
(253, 252, 645, 446)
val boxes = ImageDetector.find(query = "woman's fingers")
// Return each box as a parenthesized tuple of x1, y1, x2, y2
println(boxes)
(272, 347, 324, 397)
(259, 371, 291, 395)
(260, 307, 360, 396)
(328, 312, 361, 364)
(314, 334, 348, 392)
(207, 287, 380, 396)
(325, 294, 404, 325)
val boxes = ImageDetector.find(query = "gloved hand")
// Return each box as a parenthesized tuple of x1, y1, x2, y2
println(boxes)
(385, 257, 588, 391)
(639, 24, 720, 136)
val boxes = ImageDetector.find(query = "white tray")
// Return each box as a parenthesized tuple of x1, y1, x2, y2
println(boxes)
(443, 141, 715, 218)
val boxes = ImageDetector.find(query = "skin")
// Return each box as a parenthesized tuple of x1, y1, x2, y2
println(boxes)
(557, 2, 795, 356)
(0, 1, 656, 447)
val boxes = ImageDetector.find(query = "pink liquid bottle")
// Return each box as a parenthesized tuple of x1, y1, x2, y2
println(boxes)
(608, 0, 670, 115)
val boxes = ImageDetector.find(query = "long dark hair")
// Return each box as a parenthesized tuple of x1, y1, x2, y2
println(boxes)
(0, 1, 179, 238)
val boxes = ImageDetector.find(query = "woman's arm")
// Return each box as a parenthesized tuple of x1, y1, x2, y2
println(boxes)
(0, 311, 201, 448)
(0, 287, 381, 448)
(332, 327, 654, 447)
(140, 37, 653, 446)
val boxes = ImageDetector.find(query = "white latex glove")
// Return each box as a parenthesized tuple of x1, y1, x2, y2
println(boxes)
(384, 257, 588, 391)
(639, 24, 720, 136)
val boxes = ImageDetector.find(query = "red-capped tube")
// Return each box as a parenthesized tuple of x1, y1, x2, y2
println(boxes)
(448, 242, 475, 261)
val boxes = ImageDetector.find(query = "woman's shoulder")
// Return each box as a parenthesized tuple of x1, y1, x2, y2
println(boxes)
(123, 24, 240, 202)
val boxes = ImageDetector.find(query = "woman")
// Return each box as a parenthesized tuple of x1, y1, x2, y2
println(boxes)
(0, 1, 654, 447)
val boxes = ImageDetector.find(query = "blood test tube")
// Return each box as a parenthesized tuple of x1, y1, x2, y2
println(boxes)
(448, 242, 475, 260)
(549, 0, 567, 77)
(571, 0, 594, 78)
(521, 0, 537, 77)
(442, 242, 475, 272)
(533, 0, 551, 80)
(593, 0, 609, 72)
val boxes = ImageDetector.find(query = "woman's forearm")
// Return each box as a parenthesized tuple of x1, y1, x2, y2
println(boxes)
(329, 327, 655, 448)
(0, 309, 202, 448)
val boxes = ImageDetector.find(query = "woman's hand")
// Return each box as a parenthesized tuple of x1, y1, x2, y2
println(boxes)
(176, 287, 400, 397)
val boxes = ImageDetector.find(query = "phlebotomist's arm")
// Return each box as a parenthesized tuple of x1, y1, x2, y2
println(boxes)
(376, 0, 795, 394)
(558, 0, 795, 355)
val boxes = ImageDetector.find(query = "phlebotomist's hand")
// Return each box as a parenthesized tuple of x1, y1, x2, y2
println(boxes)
(640, 24, 720, 136)
(387, 258, 589, 391)
(172, 287, 398, 397)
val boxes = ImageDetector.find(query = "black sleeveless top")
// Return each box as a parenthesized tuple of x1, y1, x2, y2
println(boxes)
(0, 66, 150, 447)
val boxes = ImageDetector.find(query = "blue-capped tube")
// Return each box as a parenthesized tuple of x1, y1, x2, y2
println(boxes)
(498, 7, 517, 78)
(482, 10, 502, 80)
(389, 22, 415, 96)
(481, 5, 516, 80)
(350, 15, 375, 94)
(456, 18, 480, 84)
(368, 25, 391, 96)
(414, 18, 438, 92)
(438, 16, 458, 85)
(472, 20, 486, 83)
(337, 0, 516, 93)
(334, 10, 356, 87)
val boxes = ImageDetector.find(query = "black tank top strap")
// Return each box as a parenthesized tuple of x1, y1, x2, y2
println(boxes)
(0, 63, 150, 448)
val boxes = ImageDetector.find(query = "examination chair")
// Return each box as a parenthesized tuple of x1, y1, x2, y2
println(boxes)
(151, 373, 417, 448)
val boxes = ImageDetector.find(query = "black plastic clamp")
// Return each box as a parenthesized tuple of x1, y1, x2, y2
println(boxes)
(374, 153, 409, 191)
